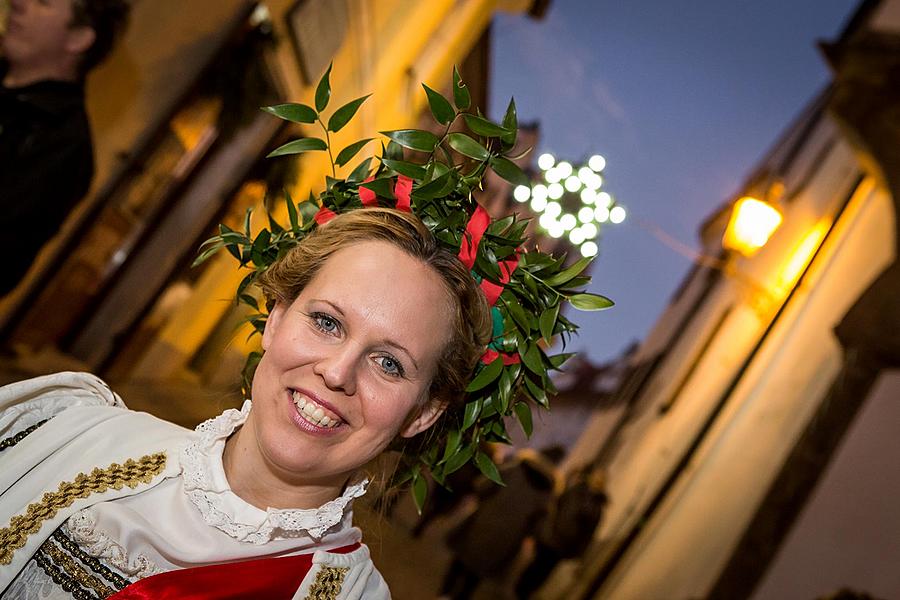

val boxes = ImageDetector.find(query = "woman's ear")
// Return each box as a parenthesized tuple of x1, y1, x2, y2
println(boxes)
(261, 302, 286, 351)
(399, 398, 447, 439)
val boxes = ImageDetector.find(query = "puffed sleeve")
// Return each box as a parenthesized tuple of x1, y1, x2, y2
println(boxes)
(0, 371, 125, 442)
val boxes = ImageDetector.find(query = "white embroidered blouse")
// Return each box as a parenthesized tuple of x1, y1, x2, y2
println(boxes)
(0, 374, 388, 600)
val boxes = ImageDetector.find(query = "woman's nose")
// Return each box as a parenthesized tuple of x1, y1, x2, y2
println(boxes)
(313, 344, 358, 395)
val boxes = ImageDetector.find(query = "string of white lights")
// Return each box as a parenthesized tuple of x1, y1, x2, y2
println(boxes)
(513, 153, 626, 257)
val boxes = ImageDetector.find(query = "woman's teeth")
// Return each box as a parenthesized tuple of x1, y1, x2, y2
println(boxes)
(292, 391, 341, 428)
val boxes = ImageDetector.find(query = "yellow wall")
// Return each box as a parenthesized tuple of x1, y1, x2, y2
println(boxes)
(137, 0, 520, 381)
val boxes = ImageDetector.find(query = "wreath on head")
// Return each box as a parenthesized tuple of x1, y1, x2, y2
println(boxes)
(195, 65, 613, 511)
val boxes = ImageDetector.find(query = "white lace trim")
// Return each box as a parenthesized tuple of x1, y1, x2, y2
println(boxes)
(4, 559, 59, 600)
(65, 509, 162, 579)
(179, 399, 368, 545)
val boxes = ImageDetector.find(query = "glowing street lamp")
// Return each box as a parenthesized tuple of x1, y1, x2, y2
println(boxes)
(722, 196, 783, 257)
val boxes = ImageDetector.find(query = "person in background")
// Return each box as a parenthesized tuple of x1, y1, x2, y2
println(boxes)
(515, 464, 608, 598)
(439, 446, 564, 600)
(0, 0, 130, 296)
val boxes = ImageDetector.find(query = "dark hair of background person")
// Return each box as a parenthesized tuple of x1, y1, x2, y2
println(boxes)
(69, 0, 131, 75)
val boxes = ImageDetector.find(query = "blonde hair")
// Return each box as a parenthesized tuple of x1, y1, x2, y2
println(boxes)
(258, 208, 492, 410)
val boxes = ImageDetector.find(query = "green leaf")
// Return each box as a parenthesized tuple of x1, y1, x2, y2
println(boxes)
(381, 129, 439, 152)
(440, 429, 462, 464)
(443, 444, 475, 475)
(328, 94, 371, 132)
(422, 84, 455, 125)
(267, 137, 327, 158)
(447, 132, 490, 161)
(315, 63, 332, 112)
(452, 65, 471, 110)
(544, 256, 593, 287)
(540, 304, 560, 344)
(239, 293, 259, 311)
(569, 293, 615, 311)
(498, 367, 514, 413)
(514, 401, 534, 437)
(298, 199, 319, 223)
(462, 113, 509, 137)
(285, 190, 299, 231)
(487, 419, 512, 444)
(489, 156, 530, 186)
(192, 240, 224, 267)
(261, 103, 317, 124)
(462, 398, 482, 431)
(411, 472, 427, 515)
(250, 229, 271, 267)
(385, 140, 404, 160)
(506, 146, 533, 161)
(335, 138, 373, 167)
(521, 343, 544, 375)
(524, 376, 549, 408)
(475, 451, 504, 485)
(359, 177, 395, 199)
(501, 97, 518, 147)
(226, 243, 241, 262)
(348, 157, 373, 182)
(559, 275, 592, 292)
(466, 357, 503, 392)
(381, 158, 428, 180)
(243, 208, 252, 237)
(549, 352, 576, 369)
(503, 295, 531, 333)
(412, 171, 452, 200)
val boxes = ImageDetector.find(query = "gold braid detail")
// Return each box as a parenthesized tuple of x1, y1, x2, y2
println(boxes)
(40, 537, 116, 598)
(305, 566, 349, 600)
(0, 419, 49, 451)
(0, 452, 167, 565)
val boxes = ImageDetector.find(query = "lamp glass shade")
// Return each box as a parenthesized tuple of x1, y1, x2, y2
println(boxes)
(722, 197, 783, 256)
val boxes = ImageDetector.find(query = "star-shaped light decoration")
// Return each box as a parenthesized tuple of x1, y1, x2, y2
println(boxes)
(513, 153, 626, 257)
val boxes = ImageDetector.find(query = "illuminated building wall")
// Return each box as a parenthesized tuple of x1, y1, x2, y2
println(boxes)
(555, 2, 900, 599)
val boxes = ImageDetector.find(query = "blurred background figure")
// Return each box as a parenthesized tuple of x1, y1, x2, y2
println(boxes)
(515, 464, 608, 599)
(410, 454, 481, 539)
(438, 445, 564, 600)
(0, 0, 130, 296)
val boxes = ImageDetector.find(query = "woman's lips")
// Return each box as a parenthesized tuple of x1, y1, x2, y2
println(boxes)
(290, 389, 344, 429)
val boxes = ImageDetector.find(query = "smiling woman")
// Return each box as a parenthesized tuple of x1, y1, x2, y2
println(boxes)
(0, 210, 491, 600)
(0, 68, 607, 598)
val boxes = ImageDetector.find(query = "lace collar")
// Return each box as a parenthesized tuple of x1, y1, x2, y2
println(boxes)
(179, 400, 368, 545)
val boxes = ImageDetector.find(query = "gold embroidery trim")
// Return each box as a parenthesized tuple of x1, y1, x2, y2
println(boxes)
(52, 528, 131, 590)
(0, 452, 167, 565)
(0, 419, 49, 451)
(305, 566, 349, 600)
(34, 549, 98, 600)
(40, 537, 116, 599)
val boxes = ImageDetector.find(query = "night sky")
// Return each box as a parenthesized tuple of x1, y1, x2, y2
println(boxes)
(489, 0, 860, 364)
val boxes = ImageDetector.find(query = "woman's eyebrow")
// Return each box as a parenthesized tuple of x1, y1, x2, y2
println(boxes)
(308, 299, 345, 317)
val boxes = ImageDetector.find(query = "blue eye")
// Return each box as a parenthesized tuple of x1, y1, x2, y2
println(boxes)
(376, 355, 404, 377)
(311, 312, 340, 334)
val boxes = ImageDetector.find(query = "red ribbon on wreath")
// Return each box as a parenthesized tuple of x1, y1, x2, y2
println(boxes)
(357, 175, 412, 211)
(315, 175, 413, 224)
(458, 205, 522, 365)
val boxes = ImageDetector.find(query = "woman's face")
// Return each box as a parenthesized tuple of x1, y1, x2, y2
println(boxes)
(249, 240, 454, 489)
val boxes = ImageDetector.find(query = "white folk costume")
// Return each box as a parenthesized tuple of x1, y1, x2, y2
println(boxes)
(0, 372, 390, 599)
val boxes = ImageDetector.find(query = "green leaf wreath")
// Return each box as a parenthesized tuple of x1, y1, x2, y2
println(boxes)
(195, 65, 613, 511)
